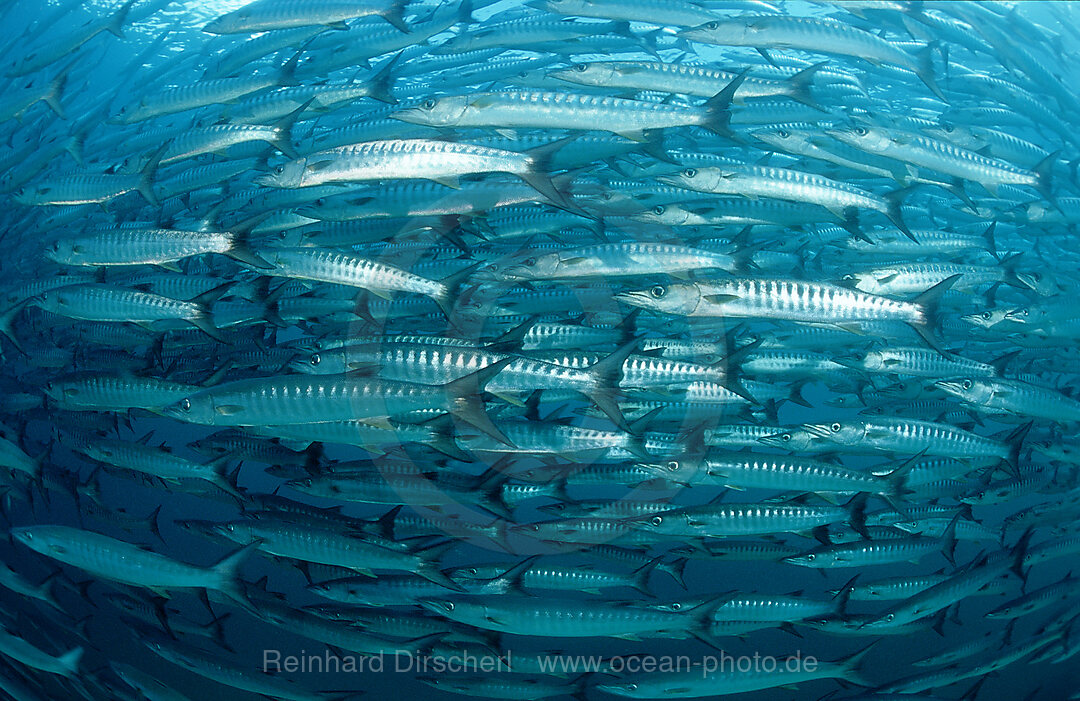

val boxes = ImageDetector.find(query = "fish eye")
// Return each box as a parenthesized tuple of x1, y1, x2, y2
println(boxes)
(807, 554, 815, 561)
(626, 684, 638, 691)
(650, 285, 666, 298)
(962, 379, 972, 390)
(310, 353, 321, 366)
(666, 461, 679, 472)
(52, 242, 61, 251)
(483, 263, 498, 272)
(180, 399, 191, 412)
(704, 21, 719, 30)
(422, 98, 437, 110)
(275, 165, 285, 174)
(443, 601, 455, 611)
(315, 198, 326, 206)
(523, 257, 536, 267)
(652, 205, 665, 215)
(885, 613, 895, 622)
(683, 168, 697, 178)
(573, 63, 588, 72)
(831, 422, 841, 432)
(776, 129, 789, 138)
(669, 602, 682, 611)
(854, 126, 868, 136)
(781, 433, 791, 442)
(650, 516, 663, 526)
(981, 311, 992, 319)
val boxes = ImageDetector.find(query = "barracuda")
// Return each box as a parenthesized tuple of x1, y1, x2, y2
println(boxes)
(658, 164, 912, 239)
(11, 525, 254, 608)
(203, 0, 410, 34)
(392, 78, 746, 141)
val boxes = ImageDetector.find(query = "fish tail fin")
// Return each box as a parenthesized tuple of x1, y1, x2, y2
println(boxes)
(0, 300, 28, 356)
(1033, 150, 1059, 206)
(107, 0, 138, 38)
(915, 42, 947, 102)
(442, 357, 517, 446)
(433, 262, 480, 319)
(884, 186, 918, 241)
(523, 136, 589, 216)
(44, 66, 71, 119)
(277, 48, 303, 88)
(137, 144, 166, 207)
(844, 492, 870, 538)
(1004, 421, 1032, 478)
(840, 640, 878, 687)
(366, 51, 401, 104)
(223, 232, 273, 269)
(628, 556, 661, 595)
(701, 69, 749, 138)
(982, 220, 999, 259)
(786, 61, 828, 111)
(664, 555, 689, 590)
(908, 273, 961, 355)
(271, 98, 314, 160)
(58, 647, 83, 676)
(584, 338, 640, 431)
(884, 449, 925, 496)
(383, 0, 411, 32)
(210, 541, 260, 612)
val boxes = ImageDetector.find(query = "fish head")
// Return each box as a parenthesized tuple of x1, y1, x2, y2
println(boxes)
(756, 427, 819, 452)
(502, 251, 562, 280)
(43, 239, 83, 265)
(418, 598, 460, 617)
(960, 308, 1011, 329)
(28, 289, 66, 314)
(680, 19, 753, 45)
(203, 11, 251, 35)
(782, 550, 830, 567)
(548, 61, 615, 87)
(632, 203, 690, 226)
(933, 377, 988, 404)
(636, 456, 702, 485)
(288, 352, 325, 374)
(161, 393, 218, 425)
(753, 126, 809, 151)
(1013, 270, 1061, 296)
(615, 283, 701, 316)
(826, 123, 891, 153)
(657, 166, 721, 192)
(255, 159, 308, 189)
(392, 96, 470, 127)
(801, 420, 865, 448)
(594, 682, 642, 697)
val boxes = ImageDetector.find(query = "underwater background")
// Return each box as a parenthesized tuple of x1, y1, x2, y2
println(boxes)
(0, 0, 1078, 699)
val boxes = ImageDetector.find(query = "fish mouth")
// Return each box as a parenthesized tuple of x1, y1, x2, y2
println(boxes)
(614, 290, 652, 306)
(252, 174, 279, 188)
(390, 108, 424, 124)
(654, 175, 684, 187)
(933, 380, 965, 393)
(756, 433, 789, 447)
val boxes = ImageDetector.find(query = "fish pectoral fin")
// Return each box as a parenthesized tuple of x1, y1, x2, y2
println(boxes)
(352, 568, 376, 578)
(489, 391, 526, 407)
(615, 130, 648, 142)
(214, 405, 245, 416)
(357, 416, 395, 431)
(702, 294, 739, 305)
(430, 176, 461, 189)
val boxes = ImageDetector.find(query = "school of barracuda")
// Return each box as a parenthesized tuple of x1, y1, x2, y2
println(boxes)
(0, 0, 1078, 698)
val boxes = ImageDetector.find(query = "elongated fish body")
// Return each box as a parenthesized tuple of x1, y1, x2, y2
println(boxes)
(393, 91, 726, 139)
(936, 377, 1080, 422)
(256, 139, 537, 188)
(0, 625, 81, 678)
(162, 374, 465, 426)
(42, 374, 200, 412)
(29, 284, 208, 324)
(44, 228, 262, 268)
(204, 0, 408, 34)
(618, 278, 927, 325)
(10, 525, 251, 601)
(760, 417, 1013, 460)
